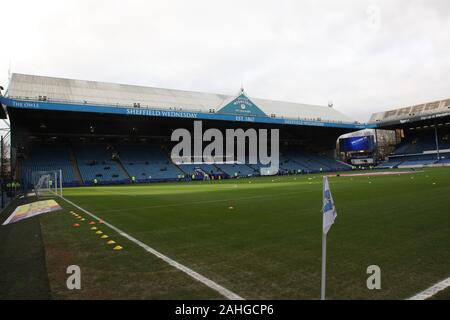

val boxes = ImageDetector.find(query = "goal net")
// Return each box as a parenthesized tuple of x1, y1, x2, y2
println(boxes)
(31, 170, 63, 198)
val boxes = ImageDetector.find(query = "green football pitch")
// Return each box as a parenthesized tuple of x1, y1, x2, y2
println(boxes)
(1, 167, 450, 299)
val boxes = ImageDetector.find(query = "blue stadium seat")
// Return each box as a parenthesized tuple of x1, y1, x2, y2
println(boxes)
(74, 144, 128, 185)
(280, 148, 351, 173)
(214, 163, 257, 177)
(116, 144, 183, 182)
(378, 130, 450, 168)
(21, 144, 79, 187)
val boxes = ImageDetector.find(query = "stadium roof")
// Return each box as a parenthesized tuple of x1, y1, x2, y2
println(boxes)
(6, 73, 356, 124)
(369, 98, 450, 127)
(338, 129, 376, 140)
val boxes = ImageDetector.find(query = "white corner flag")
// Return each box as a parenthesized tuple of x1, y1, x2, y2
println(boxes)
(322, 176, 337, 234)
(321, 175, 337, 300)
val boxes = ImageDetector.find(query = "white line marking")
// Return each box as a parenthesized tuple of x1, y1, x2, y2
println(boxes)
(58, 195, 244, 300)
(2, 215, 15, 225)
(408, 277, 450, 300)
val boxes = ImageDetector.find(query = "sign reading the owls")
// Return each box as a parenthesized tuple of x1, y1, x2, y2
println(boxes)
(218, 94, 267, 117)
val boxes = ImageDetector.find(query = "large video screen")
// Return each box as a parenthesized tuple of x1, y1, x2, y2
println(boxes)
(340, 136, 374, 152)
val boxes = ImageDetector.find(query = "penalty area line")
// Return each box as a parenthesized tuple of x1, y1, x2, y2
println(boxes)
(408, 277, 450, 300)
(57, 195, 244, 300)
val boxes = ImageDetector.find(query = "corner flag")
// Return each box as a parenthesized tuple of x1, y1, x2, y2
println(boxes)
(321, 175, 337, 300)
(322, 176, 337, 234)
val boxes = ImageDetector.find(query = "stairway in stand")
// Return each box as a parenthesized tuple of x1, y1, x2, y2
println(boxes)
(116, 157, 132, 182)
(68, 146, 84, 185)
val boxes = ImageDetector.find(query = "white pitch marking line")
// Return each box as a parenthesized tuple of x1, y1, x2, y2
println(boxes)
(58, 195, 244, 300)
(408, 277, 450, 300)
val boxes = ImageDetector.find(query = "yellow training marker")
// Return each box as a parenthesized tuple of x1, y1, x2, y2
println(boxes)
(113, 246, 123, 251)
(91, 227, 97, 230)
(96, 230, 103, 235)
(107, 240, 116, 245)
(101, 235, 109, 239)
(80, 218, 85, 221)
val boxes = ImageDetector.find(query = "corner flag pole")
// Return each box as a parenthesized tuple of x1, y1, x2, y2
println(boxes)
(321, 176, 337, 300)
(59, 169, 63, 196)
(321, 232, 327, 300)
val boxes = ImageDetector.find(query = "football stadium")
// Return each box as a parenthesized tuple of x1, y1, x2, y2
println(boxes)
(0, 73, 449, 301)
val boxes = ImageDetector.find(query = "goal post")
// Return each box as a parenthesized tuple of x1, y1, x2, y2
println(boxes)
(31, 169, 63, 198)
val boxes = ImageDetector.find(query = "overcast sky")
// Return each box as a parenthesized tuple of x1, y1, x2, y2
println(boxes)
(1, 0, 449, 122)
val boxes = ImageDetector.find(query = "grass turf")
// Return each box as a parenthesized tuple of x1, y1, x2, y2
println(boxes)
(1, 167, 449, 299)
(0, 198, 51, 299)
(430, 287, 450, 300)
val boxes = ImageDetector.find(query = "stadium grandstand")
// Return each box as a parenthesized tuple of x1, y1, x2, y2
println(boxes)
(370, 98, 450, 168)
(0, 73, 365, 188)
